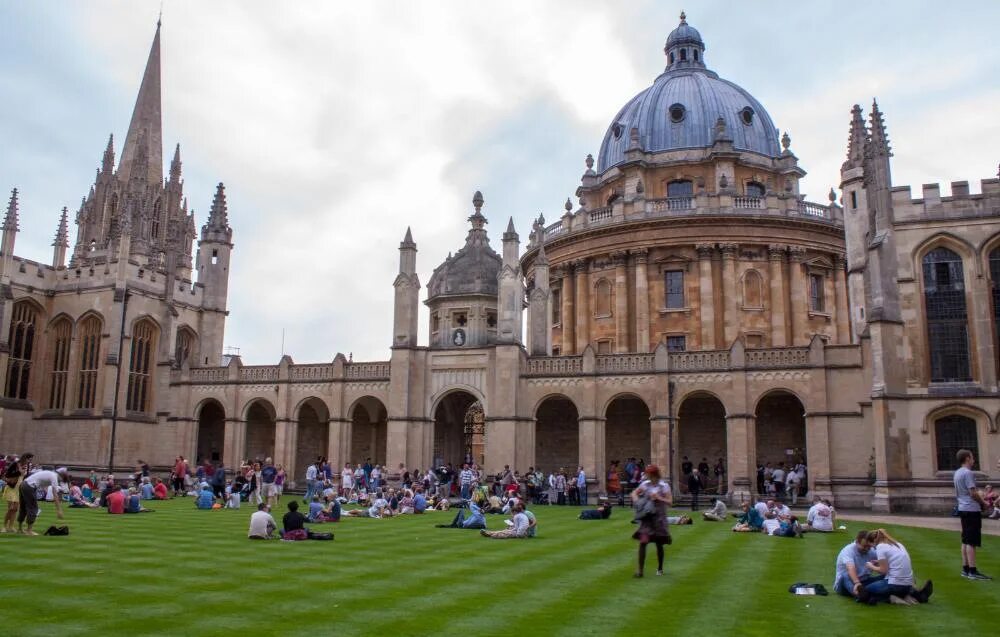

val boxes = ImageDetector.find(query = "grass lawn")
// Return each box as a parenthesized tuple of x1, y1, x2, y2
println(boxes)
(2, 498, 997, 637)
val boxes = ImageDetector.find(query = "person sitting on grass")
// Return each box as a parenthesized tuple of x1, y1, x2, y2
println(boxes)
(412, 487, 428, 514)
(68, 483, 98, 508)
(754, 498, 771, 521)
(248, 503, 277, 540)
(139, 477, 154, 500)
(307, 495, 325, 522)
(126, 487, 152, 513)
(195, 483, 215, 510)
(732, 502, 764, 532)
(772, 501, 791, 519)
(398, 490, 415, 515)
(225, 482, 241, 509)
(580, 499, 613, 520)
(153, 477, 169, 500)
(761, 512, 802, 537)
(480, 501, 531, 538)
(524, 506, 537, 537)
(859, 529, 933, 605)
(437, 500, 486, 529)
(803, 496, 834, 533)
(667, 515, 693, 525)
(319, 496, 342, 522)
(833, 529, 881, 601)
(106, 486, 127, 515)
(702, 497, 727, 521)
(281, 501, 309, 540)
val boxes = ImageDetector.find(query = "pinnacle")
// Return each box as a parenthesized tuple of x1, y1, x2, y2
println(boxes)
(404, 226, 413, 243)
(3, 187, 19, 231)
(506, 216, 516, 234)
(117, 21, 163, 185)
(53, 207, 70, 247)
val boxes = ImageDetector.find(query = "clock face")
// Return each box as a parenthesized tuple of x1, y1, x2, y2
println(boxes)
(453, 328, 466, 346)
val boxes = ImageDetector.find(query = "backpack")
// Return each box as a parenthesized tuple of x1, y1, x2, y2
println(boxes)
(307, 530, 334, 541)
(44, 525, 70, 536)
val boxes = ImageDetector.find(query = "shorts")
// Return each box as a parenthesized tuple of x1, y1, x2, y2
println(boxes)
(959, 510, 982, 547)
(262, 483, 277, 498)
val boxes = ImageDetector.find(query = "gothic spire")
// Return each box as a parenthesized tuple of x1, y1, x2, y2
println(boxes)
(102, 133, 115, 173)
(867, 99, 891, 158)
(53, 207, 69, 247)
(117, 20, 163, 185)
(400, 226, 415, 249)
(206, 182, 229, 230)
(170, 143, 182, 182)
(843, 104, 867, 170)
(3, 188, 19, 231)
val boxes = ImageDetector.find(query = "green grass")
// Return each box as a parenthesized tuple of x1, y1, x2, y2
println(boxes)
(2, 499, 996, 636)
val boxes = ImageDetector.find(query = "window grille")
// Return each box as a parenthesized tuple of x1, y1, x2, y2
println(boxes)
(5, 302, 38, 399)
(665, 270, 684, 308)
(922, 248, 970, 382)
(126, 320, 156, 413)
(77, 316, 101, 409)
(934, 415, 978, 470)
(47, 319, 72, 410)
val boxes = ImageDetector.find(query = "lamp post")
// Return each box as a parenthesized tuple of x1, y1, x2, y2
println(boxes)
(107, 288, 130, 475)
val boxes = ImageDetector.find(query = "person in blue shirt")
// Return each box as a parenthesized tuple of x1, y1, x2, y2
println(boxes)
(307, 496, 325, 522)
(834, 530, 880, 599)
(125, 488, 151, 513)
(413, 489, 428, 514)
(576, 466, 588, 506)
(195, 483, 215, 509)
(140, 478, 154, 500)
(436, 500, 486, 529)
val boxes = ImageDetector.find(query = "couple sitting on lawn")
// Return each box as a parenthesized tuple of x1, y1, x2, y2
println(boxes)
(248, 501, 333, 540)
(834, 529, 933, 605)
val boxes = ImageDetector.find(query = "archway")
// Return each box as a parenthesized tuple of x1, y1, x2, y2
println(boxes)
(244, 400, 276, 463)
(535, 396, 579, 475)
(196, 400, 225, 464)
(605, 396, 651, 473)
(295, 398, 329, 482)
(678, 393, 727, 494)
(351, 397, 387, 467)
(432, 391, 481, 468)
(754, 391, 807, 493)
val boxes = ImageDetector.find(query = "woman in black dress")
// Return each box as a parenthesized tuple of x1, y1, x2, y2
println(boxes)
(631, 464, 672, 577)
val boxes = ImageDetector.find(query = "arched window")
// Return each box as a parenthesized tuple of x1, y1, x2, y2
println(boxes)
(935, 414, 978, 470)
(77, 316, 101, 410)
(746, 181, 765, 198)
(990, 248, 1000, 371)
(47, 318, 72, 410)
(668, 52, 674, 64)
(922, 247, 970, 382)
(743, 270, 763, 308)
(667, 180, 693, 197)
(151, 198, 162, 239)
(175, 328, 196, 368)
(5, 301, 38, 399)
(126, 319, 157, 413)
(594, 279, 612, 317)
(680, 48, 687, 61)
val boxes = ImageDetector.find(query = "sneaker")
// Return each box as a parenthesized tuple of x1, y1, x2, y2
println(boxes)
(968, 571, 993, 581)
(916, 580, 933, 603)
(479, 530, 489, 537)
(655, 569, 664, 576)
(961, 570, 972, 578)
(633, 572, 643, 578)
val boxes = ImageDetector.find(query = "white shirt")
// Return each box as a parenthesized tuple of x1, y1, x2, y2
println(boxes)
(762, 518, 781, 535)
(787, 472, 800, 485)
(773, 503, 791, 518)
(511, 511, 530, 536)
(875, 542, 914, 586)
(368, 498, 389, 518)
(637, 479, 672, 501)
(754, 501, 769, 518)
(807, 503, 833, 531)
(771, 469, 785, 482)
(306, 465, 318, 481)
(248, 510, 276, 537)
(25, 470, 61, 491)
(341, 470, 354, 488)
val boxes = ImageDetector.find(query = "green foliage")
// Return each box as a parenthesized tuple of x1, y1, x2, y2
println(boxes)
(2, 499, 996, 636)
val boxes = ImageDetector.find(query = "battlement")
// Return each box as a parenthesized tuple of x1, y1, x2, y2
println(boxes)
(890, 178, 1000, 222)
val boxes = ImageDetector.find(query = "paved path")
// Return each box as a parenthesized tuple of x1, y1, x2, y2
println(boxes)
(835, 512, 1000, 537)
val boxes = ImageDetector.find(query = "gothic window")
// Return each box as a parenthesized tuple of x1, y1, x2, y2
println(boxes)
(5, 301, 38, 400)
(47, 318, 72, 410)
(151, 198, 162, 239)
(990, 248, 1000, 372)
(126, 319, 157, 413)
(934, 415, 978, 471)
(77, 316, 101, 410)
(923, 247, 971, 382)
(667, 180, 693, 197)
(551, 288, 561, 325)
(175, 328, 195, 368)
(664, 270, 685, 308)
(666, 335, 686, 352)
(594, 279, 612, 317)
(743, 270, 763, 308)
(746, 181, 765, 198)
(809, 274, 825, 312)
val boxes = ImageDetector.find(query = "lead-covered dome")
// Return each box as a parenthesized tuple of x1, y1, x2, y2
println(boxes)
(427, 191, 501, 300)
(597, 13, 781, 171)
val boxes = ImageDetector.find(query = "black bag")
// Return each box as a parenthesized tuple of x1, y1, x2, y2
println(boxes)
(307, 530, 334, 541)
(787, 582, 828, 596)
(44, 525, 70, 536)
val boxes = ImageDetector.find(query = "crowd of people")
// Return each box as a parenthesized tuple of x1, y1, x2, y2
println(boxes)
(755, 460, 808, 504)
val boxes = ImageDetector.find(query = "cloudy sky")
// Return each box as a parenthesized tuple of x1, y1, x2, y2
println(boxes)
(1, 0, 998, 364)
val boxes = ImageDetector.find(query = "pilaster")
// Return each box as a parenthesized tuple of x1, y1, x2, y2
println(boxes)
(634, 249, 650, 352)
(612, 251, 629, 352)
(725, 414, 753, 503)
(788, 246, 808, 345)
(574, 258, 590, 353)
(696, 243, 715, 349)
(561, 265, 575, 354)
(833, 255, 851, 344)
(768, 244, 787, 347)
(720, 243, 739, 346)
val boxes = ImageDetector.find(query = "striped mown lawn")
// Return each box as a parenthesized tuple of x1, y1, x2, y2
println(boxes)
(2, 499, 996, 636)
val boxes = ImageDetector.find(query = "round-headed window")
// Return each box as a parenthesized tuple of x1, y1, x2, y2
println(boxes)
(612, 123, 623, 139)
(740, 106, 755, 126)
(669, 103, 686, 123)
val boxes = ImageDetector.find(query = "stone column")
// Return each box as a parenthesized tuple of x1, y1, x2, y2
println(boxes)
(697, 243, 715, 349)
(720, 243, 739, 347)
(768, 244, 787, 347)
(833, 255, 850, 344)
(634, 249, 650, 352)
(577, 416, 602, 505)
(560, 266, 575, 355)
(725, 414, 753, 503)
(575, 259, 590, 354)
(274, 418, 296, 477)
(385, 419, 410, 472)
(788, 246, 808, 346)
(223, 418, 247, 469)
(805, 414, 833, 499)
(612, 251, 629, 352)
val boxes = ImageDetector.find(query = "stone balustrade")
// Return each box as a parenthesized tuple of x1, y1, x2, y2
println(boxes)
(239, 366, 279, 382)
(290, 363, 336, 381)
(669, 350, 731, 371)
(595, 353, 655, 373)
(745, 347, 811, 369)
(524, 356, 584, 376)
(189, 367, 228, 383)
(344, 361, 391, 380)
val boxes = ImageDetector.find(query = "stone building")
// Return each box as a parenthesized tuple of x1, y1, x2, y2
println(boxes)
(1, 15, 997, 511)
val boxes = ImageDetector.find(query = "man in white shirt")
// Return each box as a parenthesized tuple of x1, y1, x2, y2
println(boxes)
(480, 501, 531, 538)
(248, 503, 277, 539)
(785, 471, 800, 505)
(702, 497, 727, 521)
(459, 464, 475, 500)
(761, 514, 781, 536)
(576, 466, 588, 506)
(754, 499, 770, 520)
(804, 496, 834, 532)
(773, 502, 791, 519)
(303, 462, 319, 504)
(954, 449, 991, 580)
(19, 467, 67, 534)
(833, 531, 878, 598)
(771, 465, 786, 501)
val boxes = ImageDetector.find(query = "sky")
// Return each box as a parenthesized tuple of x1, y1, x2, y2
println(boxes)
(1, 0, 998, 364)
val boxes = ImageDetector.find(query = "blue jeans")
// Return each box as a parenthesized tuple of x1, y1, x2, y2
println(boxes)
(460, 484, 471, 500)
(578, 485, 588, 506)
(303, 479, 317, 503)
(863, 577, 910, 602)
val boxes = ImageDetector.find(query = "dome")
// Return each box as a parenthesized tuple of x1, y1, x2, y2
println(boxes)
(597, 14, 781, 171)
(427, 191, 502, 300)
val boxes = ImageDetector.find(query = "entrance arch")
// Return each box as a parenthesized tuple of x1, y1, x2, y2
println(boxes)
(295, 398, 329, 482)
(678, 393, 727, 493)
(605, 395, 651, 471)
(754, 391, 807, 487)
(535, 396, 579, 474)
(350, 397, 387, 466)
(244, 400, 276, 463)
(432, 391, 482, 468)
(196, 399, 225, 464)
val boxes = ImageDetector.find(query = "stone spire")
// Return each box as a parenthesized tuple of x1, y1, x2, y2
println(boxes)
(465, 190, 490, 247)
(843, 104, 867, 170)
(52, 207, 69, 268)
(169, 143, 182, 182)
(102, 134, 115, 173)
(867, 99, 891, 158)
(2, 188, 19, 232)
(117, 21, 163, 186)
(207, 182, 228, 229)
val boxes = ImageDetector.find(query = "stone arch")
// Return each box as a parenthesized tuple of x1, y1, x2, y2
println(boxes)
(913, 232, 977, 272)
(740, 269, 764, 309)
(604, 394, 651, 480)
(923, 402, 991, 434)
(244, 398, 276, 463)
(174, 324, 198, 368)
(429, 385, 487, 421)
(931, 413, 981, 472)
(593, 277, 612, 317)
(677, 391, 727, 494)
(294, 396, 330, 482)
(350, 396, 387, 468)
(754, 390, 806, 493)
(534, 395, 579, 475)
(196, 398, 225, 465)
(75, 309, 106, 327)
(430, 390, 483, 470)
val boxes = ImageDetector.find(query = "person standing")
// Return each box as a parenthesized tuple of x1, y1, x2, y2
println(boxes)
(2, 453, 30, 533)
(631, 465, 672, 577)
(211, 462, 227, 500)
(341, 463, 354, 498)
(687, 468, 703, 511)
(19, 467, 67, 534)
(171, 456, 187, 497)
(554, 469, 567, 505)
(304, 461, 319, 504)
(954, 449, 991, 580)
(459, 463, 474, 501)
(771, 463, 786, 502)
(576, 466, 588, 506)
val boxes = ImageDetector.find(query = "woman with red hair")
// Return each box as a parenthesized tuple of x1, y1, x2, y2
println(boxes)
(631, 464, 672, 577)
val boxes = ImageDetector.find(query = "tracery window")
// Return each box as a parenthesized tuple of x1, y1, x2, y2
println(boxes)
(923, 248, 970, 382)
(47, 318, 72, 410)
(5, 301, 38, 399)
(126, 319, 157, 413)
(934, 415, 978, 471)
(175, 328, 195, 368)
(77, 316, 101, 410)
(990, 248, 1000, 372)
